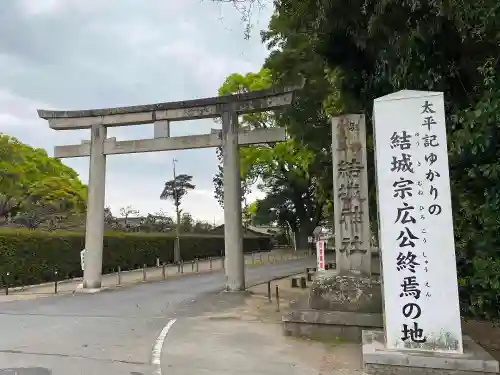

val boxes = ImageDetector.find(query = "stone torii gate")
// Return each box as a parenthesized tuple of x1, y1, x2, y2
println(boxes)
(37, 86, 300, 292)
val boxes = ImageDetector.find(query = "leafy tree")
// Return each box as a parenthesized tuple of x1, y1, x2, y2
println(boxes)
(244, 200, 271, 226)
(180, 213, 194, 233)
(213, 69, 329, 248)
(160, 173, 195, 261)
(103, 206, 118, 230)
(13, 176, 87, 230)
(213, 69, 274, 207)
(0, 134, 87, 228)
(0, 194, 17, 224)
(119, 205, 139, 230)
(160, 174, 196, 207)
(213, 0, 500, 318)
(193, 220, 214, 233)
(140, 210, 174, 233)
(259, 0, 500, 318)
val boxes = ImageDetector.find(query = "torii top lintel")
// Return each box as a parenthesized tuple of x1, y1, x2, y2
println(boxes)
(37, 83, 303, 130)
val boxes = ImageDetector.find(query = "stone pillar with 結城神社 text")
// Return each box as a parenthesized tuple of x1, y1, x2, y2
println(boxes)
(332, 114, 371, 276)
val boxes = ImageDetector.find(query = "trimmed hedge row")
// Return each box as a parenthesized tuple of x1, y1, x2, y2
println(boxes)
(0, 229, 272, 287)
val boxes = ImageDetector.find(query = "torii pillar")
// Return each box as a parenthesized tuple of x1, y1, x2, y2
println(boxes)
(37, 85, 302, 292)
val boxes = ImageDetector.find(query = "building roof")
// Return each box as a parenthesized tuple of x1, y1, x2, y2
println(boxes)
(211, 224, 275, 237)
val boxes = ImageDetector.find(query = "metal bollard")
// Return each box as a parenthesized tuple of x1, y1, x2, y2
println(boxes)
(142, 264, 147, 281)
(162, 263, 166, 280)
(54, 269, 59, 294)
(156, 258, 160, 268)
(195, 258, 199, 273)
(117, 266, 122, 285)
(181, 261, 184, 274)
(300, 276, 307, 289)
(209, 257, 213, 270)
(191, 261, 194, 272)
(4, 272, 9, 295)
(267, 281, 272, 303)
(275, 285, 280, 312)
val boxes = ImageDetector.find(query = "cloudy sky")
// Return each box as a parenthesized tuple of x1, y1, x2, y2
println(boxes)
(0, 0, 272, 223)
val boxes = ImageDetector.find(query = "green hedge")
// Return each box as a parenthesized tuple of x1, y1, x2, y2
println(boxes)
(0, 229, 272, 287)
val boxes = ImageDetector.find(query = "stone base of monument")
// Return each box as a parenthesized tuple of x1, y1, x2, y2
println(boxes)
(282, 269, 384, 342)
(362, 330, 499, 375)
(308, 270, 382, 312)
(283, 309, 383, 341)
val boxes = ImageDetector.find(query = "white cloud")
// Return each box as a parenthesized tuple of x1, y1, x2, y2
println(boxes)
(19, 0, 111, 16)
(19, 0, 65, 16)
(157, 40, 257, 95)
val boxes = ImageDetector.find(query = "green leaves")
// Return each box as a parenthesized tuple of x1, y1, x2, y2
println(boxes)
(218, 0, 500, 317)
(0, 133, 87, 228)
(160, 174, 195, 208)
(213, 66, 328, 246)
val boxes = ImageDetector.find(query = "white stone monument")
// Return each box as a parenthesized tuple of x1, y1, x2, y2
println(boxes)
(363, 90, 498, 375)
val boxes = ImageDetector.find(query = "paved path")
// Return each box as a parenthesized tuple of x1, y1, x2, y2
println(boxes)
(0, 258, 314, 375)
(2, 249, 309, 301)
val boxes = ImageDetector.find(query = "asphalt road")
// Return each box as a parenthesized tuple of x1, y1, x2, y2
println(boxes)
(0, 258, 313, 375)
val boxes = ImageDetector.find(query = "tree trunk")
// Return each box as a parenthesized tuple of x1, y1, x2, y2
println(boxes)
(295, 224, 314, 251)
(174, 206, 181, 262)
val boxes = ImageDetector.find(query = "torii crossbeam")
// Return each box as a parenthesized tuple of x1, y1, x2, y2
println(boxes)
(38, 84, 302, 292)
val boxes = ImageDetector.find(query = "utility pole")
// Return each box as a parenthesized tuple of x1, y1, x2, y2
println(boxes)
(173, 158, 181, 263)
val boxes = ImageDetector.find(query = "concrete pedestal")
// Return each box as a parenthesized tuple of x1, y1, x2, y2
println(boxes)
(283, 309, 383, 342)
(362, 330, 499, 375)
(282, 270, 383, 342)
(309, 271, 382, 313)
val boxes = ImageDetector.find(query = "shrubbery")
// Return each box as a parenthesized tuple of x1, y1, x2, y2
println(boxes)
(0, 229, 272, 287)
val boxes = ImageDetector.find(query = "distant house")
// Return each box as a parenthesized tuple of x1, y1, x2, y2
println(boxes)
(116, 216, 144, 230)
(247, 225, 280, 237)
(211, 224, 275, 237)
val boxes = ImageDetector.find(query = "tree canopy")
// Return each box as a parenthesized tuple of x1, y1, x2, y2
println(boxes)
(213, 68, 331, 248)
(160, 174, 196, 208)
(0, 133, 87, 228)
(262, 0, 500, 319)
(212, 0, 500, 319)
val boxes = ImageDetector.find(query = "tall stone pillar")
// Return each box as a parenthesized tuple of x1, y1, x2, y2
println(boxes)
(221, 109, 245, 291)
(83, 124, 107, 289)
(298, 114, 382, 342)
(331, 114, 371, 275)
